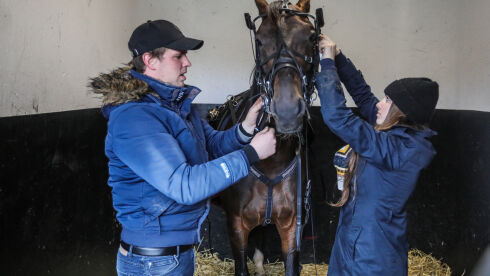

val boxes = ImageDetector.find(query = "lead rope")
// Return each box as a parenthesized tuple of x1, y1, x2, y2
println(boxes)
(305, 118, 318, 275)
(295, 147, 303, 253)
(294, 119, 316, 274)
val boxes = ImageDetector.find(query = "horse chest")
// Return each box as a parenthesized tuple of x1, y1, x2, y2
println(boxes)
(244, 180, 296, 215)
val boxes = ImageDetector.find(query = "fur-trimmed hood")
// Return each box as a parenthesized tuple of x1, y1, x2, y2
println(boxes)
(89, 66, 201, 119)
(89, 66, 155, 106)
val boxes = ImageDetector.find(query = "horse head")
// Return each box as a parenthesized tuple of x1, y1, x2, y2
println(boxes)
(254, 0, 318, 134)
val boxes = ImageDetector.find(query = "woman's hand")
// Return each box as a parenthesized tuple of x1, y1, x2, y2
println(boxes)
(318, 35, 340, 60)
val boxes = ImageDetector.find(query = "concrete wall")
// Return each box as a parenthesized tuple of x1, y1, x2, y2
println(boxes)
(1, 0, 489, 117)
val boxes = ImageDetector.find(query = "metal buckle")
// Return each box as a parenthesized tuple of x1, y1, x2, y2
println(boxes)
(257, 78, 264, 87)
(304, 56, 313, 63)
(261, 94, 270, 106)
(261, 94, 271, 114)
(281, 0, 289, 9)
(265, 80, 272, 93)
(302, 75, 308, 86)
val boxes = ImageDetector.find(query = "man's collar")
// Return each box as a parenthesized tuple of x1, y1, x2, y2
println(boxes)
(130, 70, 199, 100)
(130, 70, 201, 115)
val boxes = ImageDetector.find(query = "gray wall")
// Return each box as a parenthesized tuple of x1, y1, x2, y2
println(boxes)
(1, 0, 489, 117)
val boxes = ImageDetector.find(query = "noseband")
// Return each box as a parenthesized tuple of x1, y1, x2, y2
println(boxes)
(245, 1, 324, 133)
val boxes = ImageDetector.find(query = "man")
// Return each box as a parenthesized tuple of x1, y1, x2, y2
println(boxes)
(90, 19, 276, 275)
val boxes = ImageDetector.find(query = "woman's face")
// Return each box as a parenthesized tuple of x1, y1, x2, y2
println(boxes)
(376, 96, 393, 125)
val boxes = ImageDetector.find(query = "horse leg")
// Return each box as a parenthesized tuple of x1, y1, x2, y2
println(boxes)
(248, 227, 267, 276)
(253, 248, 265, 276)
(277, 223, 300, 276)
(227, 216, 251, 276)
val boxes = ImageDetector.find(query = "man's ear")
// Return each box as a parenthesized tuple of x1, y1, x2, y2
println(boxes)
(142, 52, 157, 70)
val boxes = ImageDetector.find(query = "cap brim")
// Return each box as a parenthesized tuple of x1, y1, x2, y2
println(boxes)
(167, 37, 204, 51)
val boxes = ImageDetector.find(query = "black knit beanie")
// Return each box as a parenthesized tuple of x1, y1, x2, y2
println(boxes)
(384, 77, 439, 125)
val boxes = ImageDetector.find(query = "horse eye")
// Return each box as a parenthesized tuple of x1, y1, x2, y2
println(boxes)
(309, 34, 317, 42)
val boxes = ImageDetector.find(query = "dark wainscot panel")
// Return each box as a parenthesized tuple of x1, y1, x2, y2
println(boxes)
(1, 106, 488, 275)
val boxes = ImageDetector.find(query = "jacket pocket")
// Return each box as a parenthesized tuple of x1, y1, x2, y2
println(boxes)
(374, 219, 404, 264)
(142, 193, 174, 230)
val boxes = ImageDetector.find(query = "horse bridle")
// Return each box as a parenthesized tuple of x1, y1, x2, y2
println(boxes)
(245, 0, 325, 133)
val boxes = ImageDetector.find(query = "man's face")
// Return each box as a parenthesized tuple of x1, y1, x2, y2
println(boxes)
(148, 49, 191, 87)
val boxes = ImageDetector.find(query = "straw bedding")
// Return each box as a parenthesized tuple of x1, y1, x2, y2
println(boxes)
(194, 248, 451, 275)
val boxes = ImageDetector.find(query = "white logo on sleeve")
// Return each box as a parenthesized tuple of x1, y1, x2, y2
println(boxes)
(220, 162, 230, 179)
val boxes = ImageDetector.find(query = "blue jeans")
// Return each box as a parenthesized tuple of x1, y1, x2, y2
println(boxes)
(116, 245, 195, 276)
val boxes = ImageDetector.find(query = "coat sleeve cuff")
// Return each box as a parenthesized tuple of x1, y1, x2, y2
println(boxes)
(334, 51, 348, 69)
(242, 145, 259, 165)
(320, 58, 336, 70)
(236, 124, 253, 144)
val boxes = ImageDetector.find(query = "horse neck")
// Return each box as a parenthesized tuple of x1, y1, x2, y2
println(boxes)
(271, 136, 300, 164)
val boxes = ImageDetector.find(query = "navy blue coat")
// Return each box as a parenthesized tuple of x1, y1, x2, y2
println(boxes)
(316, 55, 436, 275)
(94, 69, 251, 247)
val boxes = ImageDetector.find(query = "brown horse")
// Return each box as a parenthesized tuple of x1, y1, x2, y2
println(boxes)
(209, 0, 322, 275)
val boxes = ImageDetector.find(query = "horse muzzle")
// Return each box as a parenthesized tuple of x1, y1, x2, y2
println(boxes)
(270, 98, 306, 134)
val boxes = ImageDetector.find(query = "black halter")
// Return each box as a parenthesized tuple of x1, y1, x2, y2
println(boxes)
(245, 2, 324, 133)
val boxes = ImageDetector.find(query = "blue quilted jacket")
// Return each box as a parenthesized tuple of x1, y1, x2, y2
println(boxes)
(316, 55, 436, 275)
(95, 69, 251, 247)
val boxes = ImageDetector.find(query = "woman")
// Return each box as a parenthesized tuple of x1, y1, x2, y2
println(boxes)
(316, 35, 439, 275)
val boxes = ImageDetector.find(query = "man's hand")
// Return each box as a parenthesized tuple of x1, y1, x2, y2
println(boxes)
(241, 97, 263, 135)
(250, 127, 276, 160)
(319, 34, 340, 60)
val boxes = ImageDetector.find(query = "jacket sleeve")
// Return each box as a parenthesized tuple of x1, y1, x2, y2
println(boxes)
(334, 52, 379, 125)
(201, 118, 247, 158)
(109, 105, 250, 205)
(316, 59, 410, 170)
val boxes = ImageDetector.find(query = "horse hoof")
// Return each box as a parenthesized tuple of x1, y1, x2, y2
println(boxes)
(254, 273, 265, 276)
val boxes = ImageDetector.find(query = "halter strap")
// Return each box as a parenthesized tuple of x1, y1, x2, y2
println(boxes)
(249, 152, 299, 225)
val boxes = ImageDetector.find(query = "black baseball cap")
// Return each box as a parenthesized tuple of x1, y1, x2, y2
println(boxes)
(128, 20, 203, 57)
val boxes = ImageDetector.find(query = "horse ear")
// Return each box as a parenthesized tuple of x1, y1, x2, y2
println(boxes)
(296, 0, 310, 13)
(255, 0, 268, 15)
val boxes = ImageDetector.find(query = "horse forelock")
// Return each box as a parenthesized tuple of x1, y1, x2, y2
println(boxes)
(267, 2, 312, 38)
(267, 1, 282, 17)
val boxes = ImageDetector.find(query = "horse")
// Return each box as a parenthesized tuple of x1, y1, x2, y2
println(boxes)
(208, 1, 324, 275)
